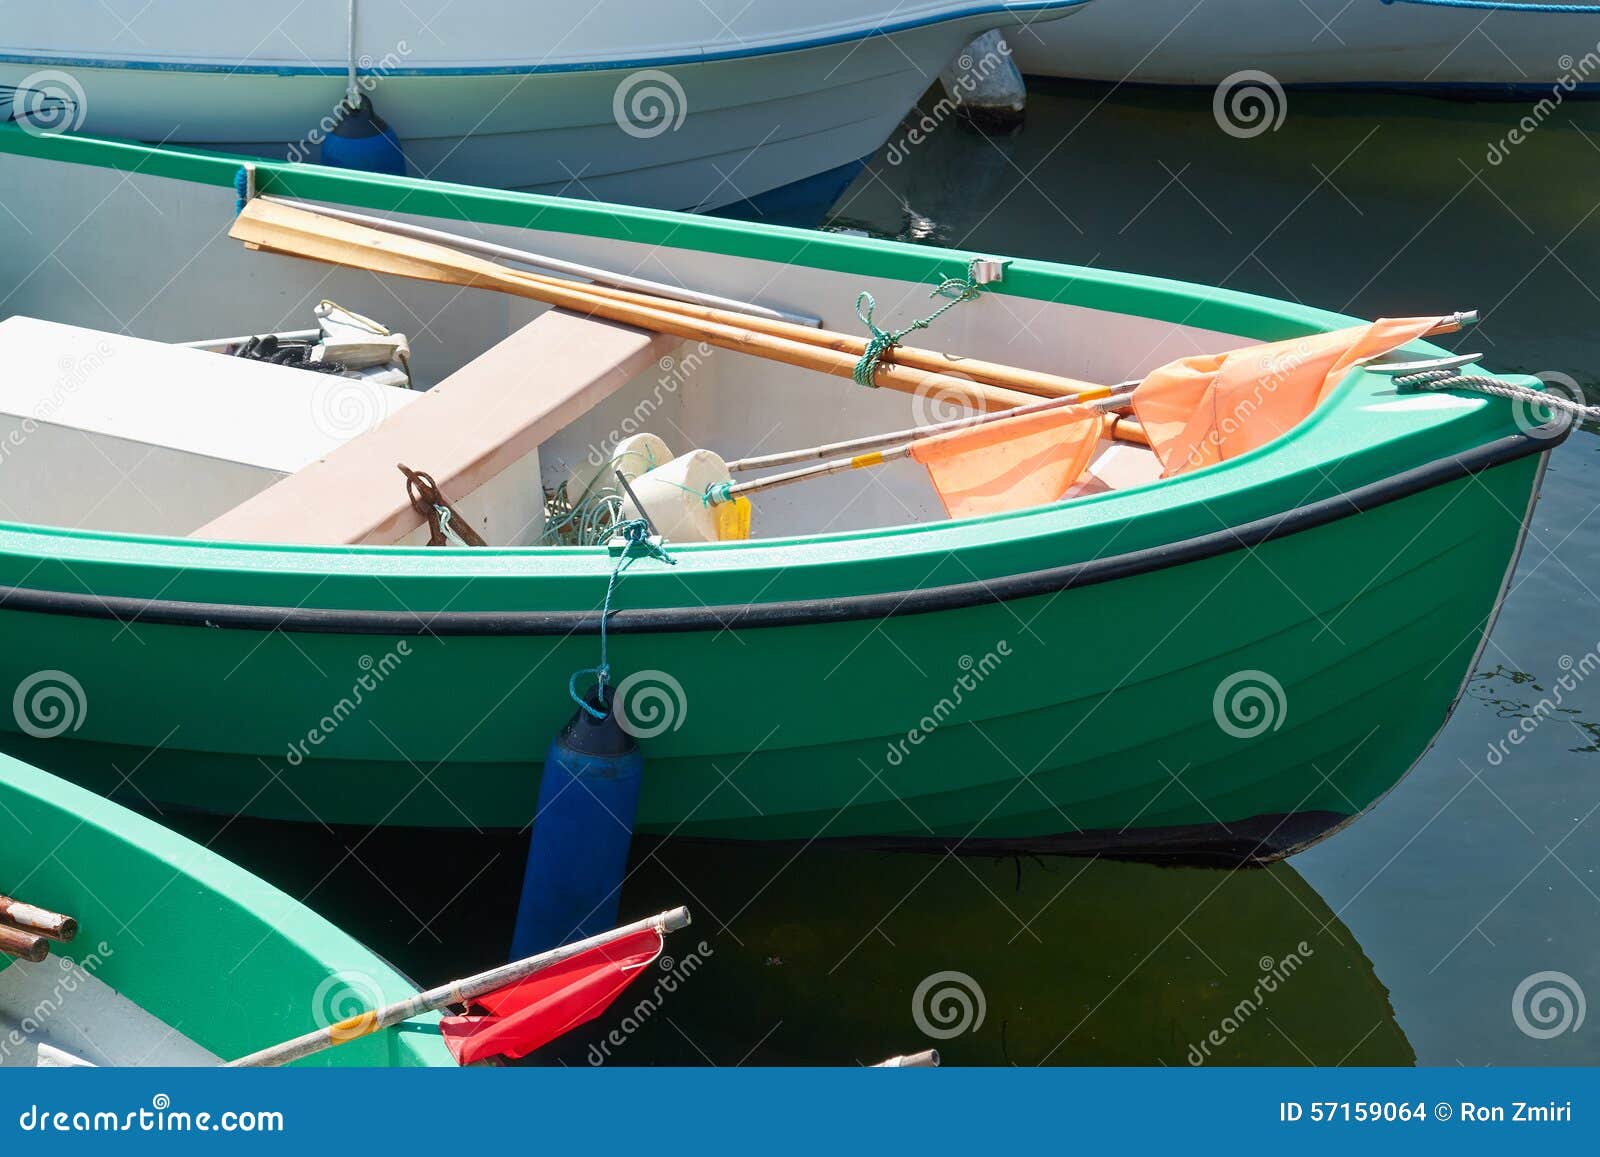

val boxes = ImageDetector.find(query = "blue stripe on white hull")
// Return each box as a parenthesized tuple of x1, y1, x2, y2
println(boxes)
(0, 3, 1095, 214)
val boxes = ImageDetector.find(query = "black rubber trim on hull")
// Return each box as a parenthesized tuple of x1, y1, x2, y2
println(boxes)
(0, 422, 1566, 636)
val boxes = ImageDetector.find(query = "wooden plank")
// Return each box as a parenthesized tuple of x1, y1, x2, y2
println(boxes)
(193, 309, 678, 545)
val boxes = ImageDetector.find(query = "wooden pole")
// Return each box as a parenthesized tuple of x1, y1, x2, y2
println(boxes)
(263, 195, 1108, 400)
(226, 907, 691, 1068)
(0, 926, 48, 963)
(265, 196, 823, 328)
(0, 895, 76, 942)
(232, 200, 1053, 411)
(496, 267, 1110, 401)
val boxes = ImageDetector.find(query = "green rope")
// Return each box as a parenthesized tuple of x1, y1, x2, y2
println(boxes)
(704, 481, 734, 507)
(434, 504, 469, 547)
(568, 518, 675, 719)
(853, 260, 990, 388)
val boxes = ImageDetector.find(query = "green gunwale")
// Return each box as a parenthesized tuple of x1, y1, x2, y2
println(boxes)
(0, 752, 453, 1065)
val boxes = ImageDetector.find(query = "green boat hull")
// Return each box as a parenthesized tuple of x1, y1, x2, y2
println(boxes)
(0, 450, 1545, 861)
(0, 129, 1563, 861)
(0, 754, 453, 1065)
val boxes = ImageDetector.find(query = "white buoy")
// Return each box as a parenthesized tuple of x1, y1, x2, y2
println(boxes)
(940, 30, 1027, 133)
(619, 449, 732, 544)
(564, 432, 673, 505)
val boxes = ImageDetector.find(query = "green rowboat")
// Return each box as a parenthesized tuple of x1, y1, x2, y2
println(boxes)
(0, 127, 1570, 862)
(0, 752, 453, 1066)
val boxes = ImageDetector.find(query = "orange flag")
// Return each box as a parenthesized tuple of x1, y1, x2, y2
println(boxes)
(1132, 316, 1447, 477)
(909, 405, 1104, 519)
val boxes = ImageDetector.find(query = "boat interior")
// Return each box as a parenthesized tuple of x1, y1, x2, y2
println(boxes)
(0, 180, 1436, 553)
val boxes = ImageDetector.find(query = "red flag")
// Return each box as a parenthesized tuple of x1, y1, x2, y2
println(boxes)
(439, 928, 664, 1064)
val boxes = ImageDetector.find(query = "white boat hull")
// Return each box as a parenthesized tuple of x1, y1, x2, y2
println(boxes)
(1011, 0, 1600, 89)
(0, 1, 1094, 215)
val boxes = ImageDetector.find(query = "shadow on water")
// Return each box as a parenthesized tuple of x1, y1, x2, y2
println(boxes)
(145, 812, 1411, 1067)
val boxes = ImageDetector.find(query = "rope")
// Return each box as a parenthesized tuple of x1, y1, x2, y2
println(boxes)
(433, 504, 470, 547)
(1394, 368, 1600, 420)
(568, 519, 675, 719)
(234, 166, 253, 214)
(1381, 0, 1600, 13)
(853, 260, 990, 387)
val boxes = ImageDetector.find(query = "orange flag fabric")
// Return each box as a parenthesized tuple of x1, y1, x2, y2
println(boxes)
(909, 404, 1104, 519)
(1131, 316, 1446, 477)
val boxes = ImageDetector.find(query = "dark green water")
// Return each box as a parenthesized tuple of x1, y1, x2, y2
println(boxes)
(158, 82, 1599, 1067)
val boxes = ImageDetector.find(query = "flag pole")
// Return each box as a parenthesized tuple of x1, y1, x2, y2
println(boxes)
(227, 907, 691, 1068)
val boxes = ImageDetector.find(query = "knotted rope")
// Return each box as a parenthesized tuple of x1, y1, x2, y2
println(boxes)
(853, 260, 991, 387)
(1393, 368, 1600, 421)
(568, 518, 676, 719)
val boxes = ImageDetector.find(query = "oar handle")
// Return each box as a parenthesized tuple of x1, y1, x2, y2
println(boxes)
(0, 925, 48, 963)
(0, 894, 76, 942)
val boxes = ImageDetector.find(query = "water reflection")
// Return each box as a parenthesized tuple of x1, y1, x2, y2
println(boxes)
(151, 813, 1410, 1067)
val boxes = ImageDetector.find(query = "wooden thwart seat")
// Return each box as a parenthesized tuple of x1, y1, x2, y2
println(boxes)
(194, 309, 679, 546)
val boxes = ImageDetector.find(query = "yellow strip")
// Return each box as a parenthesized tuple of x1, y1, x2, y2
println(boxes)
(329, 1011, 379, 1043)
(850, 451, 885, 469)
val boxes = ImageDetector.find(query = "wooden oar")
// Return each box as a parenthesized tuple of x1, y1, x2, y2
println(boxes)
(265, 195, 822, 328)
(260, 196, 1110, 402)
(233, 200, 1057, 411)
(226, 907, 690, 1068)
(259, 200, 1479, 403)
(0, 925, 48, 963)
(0, 894, 76, 943)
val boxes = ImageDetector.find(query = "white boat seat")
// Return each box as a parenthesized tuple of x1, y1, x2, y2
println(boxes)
(193, 309, 679, 546)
